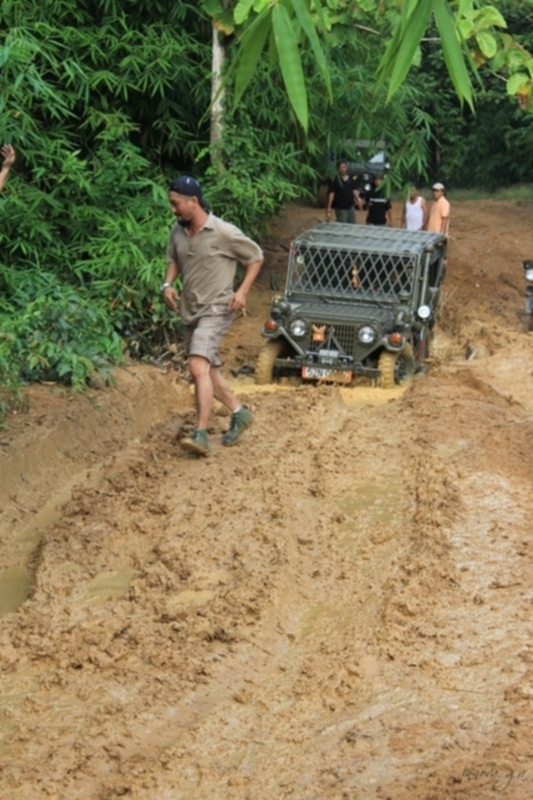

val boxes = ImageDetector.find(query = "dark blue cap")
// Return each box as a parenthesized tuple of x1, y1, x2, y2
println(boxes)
(168, 175, 210, 210)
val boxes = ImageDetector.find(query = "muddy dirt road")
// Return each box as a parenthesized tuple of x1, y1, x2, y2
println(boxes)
(1, 198, 533, 799)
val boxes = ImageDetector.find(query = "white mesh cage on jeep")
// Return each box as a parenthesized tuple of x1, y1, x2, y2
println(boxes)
(287, 223, 445, 302)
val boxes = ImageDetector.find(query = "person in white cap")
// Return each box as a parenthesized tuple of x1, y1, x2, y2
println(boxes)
(427, 182, 450, 235)
(401, 183, 428, 230)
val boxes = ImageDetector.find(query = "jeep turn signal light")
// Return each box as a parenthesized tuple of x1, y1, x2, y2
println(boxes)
(264, 319, 278, 331)
(388, 332, 403, 346)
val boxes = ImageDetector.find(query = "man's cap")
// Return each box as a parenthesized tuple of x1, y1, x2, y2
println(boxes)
(432, 182, 445, 191)
(168, 175, 210, 210)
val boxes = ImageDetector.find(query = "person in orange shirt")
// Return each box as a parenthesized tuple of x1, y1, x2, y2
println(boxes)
(427, 182, 450, 235)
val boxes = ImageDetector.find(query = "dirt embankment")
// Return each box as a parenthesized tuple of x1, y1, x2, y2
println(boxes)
(1, 199, 533, 800)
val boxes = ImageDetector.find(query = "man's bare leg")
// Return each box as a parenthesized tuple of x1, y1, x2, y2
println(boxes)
(188, 355, 214, 430)
(210, 366, 240, 413)
(211, 365, 253, 446)
(182, 359, 252, 453)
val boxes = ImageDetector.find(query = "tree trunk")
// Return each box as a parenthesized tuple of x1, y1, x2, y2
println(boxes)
(211, 26, 225, 164)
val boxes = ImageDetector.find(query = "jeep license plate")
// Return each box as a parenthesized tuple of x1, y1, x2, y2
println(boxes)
(301, 366, 353, 384)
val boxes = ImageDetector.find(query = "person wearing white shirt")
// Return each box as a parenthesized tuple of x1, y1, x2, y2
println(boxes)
(401, 184, 428, 231)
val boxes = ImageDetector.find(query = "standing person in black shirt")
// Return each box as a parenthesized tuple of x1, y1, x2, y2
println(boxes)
(326, 160, 361, 224)
(366, 174, 392, 226)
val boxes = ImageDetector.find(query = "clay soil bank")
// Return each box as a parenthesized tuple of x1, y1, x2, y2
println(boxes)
(1, 198, 533, 800)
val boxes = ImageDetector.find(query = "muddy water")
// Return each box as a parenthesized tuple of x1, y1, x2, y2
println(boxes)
(0, 567, 31, 613)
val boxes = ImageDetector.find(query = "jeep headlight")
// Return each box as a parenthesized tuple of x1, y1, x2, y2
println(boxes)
(417, 304, 432, 321)
(276, 299, 291, 314)
(290, 318, 308, 337)
(525, 268, 533, 282)
(358, 325, 376, 344)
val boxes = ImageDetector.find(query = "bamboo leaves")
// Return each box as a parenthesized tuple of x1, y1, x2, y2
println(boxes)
(432, 0, 473, 109)
(228, 0, 531, 129)
(377, 0, 475, 109)
(377, 0, 433, 100)
(234, 9, 272, 108)
(290, 0, 331, 100)
(232, 0, 331, 131)
(235, 0, 257, 26)
(272, 3, 308, 130)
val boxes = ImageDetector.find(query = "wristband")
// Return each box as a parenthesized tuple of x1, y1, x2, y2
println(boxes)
(160, 281, 172, 292)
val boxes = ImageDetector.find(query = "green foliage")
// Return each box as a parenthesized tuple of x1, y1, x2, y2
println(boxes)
(228, 0, 332, 131)
(209, 0, 526, 130)
(0, 0, 206, 419)
(0, 280, 124, 386)
(0, 0, 212, 160)
(418, 1, 533, 188)
(0, 128, 183, 370)
(200, 114, 313, 237)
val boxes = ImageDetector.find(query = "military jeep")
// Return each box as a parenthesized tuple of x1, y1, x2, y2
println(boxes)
(256, 223, 447, 388)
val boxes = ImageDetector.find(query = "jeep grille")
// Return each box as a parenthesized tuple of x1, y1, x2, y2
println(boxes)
(308, 324, 357, 354)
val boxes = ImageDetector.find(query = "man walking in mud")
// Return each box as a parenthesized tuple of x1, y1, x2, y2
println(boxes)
(161, 176, 264, 456)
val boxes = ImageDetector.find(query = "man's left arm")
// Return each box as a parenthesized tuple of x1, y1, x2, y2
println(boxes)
(225, 225, 264, 312)
(228, 256, 264, 312)
(440, 199, 450, 235)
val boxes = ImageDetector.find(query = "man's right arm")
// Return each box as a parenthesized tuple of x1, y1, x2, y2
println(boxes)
(161, 260, 180, 312)
(440, 198, 450, 235)
(326, 190, 334, 217)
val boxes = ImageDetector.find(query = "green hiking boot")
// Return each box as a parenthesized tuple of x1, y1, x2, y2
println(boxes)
(222, 406, 253, 447)
(180, 429, 209, 456)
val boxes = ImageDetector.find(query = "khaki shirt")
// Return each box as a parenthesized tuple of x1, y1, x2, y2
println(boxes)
(166, 213, 263, 325)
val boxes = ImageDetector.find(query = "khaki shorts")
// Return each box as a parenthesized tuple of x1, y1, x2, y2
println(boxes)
(184, 307, 236, 367)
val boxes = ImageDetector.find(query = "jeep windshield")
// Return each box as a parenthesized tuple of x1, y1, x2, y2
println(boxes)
(286, 224, 445, 305)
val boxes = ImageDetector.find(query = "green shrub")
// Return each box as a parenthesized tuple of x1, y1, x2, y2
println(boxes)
(0, 280, 124, 387)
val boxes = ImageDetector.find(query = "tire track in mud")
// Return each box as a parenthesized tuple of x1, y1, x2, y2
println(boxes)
(2, 352, 533, 799)
(0, 386, 418, 797)
(124, 391, 465, 799)
(0, 389, 374, 798)
(3, 197, 533, 798)
(134, 371, 533, 800)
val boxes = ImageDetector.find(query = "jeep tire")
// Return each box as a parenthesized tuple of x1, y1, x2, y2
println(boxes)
(378, 342, 415, 389)
(255, 339, 287, 385)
